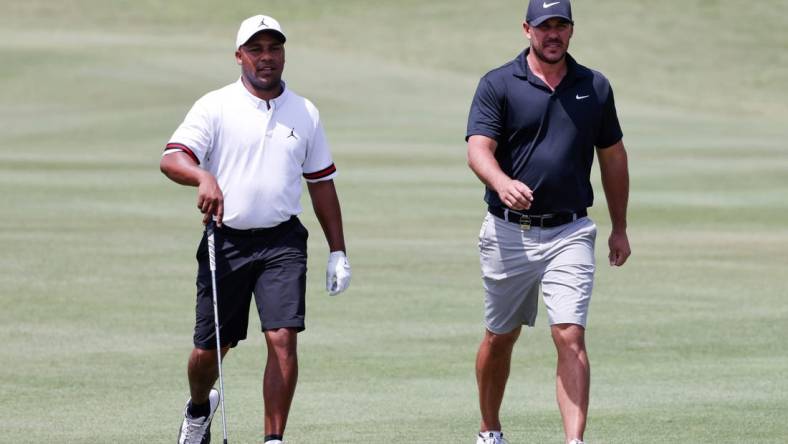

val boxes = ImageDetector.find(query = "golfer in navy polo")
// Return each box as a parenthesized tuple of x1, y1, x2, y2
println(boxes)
(466, 2, 631, 443)
(160, 15, 351, 444)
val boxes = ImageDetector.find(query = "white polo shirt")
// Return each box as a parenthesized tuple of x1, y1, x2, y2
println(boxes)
(164, 79, 337, 229)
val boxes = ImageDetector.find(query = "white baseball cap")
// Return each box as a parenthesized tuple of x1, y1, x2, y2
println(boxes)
(235, 15, 286, 48)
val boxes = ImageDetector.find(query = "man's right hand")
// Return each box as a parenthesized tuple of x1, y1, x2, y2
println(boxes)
(159, 151, 224, 226)
(495, 178, 534, 211)
(197, 172, 224, 226)
(467, 135, 533, 210)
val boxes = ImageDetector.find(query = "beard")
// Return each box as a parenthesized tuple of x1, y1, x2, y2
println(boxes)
(532, 41, 566, 65)
(243, 68, 283, 94)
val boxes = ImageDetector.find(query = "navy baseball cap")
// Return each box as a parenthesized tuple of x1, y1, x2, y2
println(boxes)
(526, 0, 573, 26)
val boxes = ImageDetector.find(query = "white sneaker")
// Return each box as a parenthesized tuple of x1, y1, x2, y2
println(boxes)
(177, 389, 220, 444)
(264, 440, 284, 444)
(476, 432, 509, 444)
(569, 440, 586, 444)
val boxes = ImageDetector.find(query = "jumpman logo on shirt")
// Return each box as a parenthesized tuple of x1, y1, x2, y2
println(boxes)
(288, 128, 297, 139)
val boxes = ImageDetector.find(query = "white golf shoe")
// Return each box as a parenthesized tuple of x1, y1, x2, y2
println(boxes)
(569, 440, 586, 444)
(177, 388, 220, 444)
(476, 431, 509, 444)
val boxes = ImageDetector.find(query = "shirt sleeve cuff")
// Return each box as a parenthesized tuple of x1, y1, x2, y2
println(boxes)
(303, 163, 336, 182)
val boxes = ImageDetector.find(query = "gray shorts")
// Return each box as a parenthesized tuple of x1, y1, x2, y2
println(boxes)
(478, 212, 597, 333)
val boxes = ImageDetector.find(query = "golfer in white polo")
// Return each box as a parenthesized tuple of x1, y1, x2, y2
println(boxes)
(160, 15, 351, 444)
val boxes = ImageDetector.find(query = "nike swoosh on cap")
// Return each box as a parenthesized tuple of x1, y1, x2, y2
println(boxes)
(576, 94, 590, 100)
(543, 1, 560, 8)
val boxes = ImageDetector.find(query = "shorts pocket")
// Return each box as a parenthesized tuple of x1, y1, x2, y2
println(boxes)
(478, 213, 493, 248)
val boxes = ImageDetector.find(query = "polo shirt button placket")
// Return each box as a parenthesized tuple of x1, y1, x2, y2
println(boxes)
(260, 102, 275, 154)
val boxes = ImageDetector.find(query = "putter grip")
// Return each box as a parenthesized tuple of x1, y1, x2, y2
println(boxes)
(206, 221, 217, 272)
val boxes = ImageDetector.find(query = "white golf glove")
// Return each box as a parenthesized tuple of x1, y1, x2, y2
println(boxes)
(326, 251, 351, 296)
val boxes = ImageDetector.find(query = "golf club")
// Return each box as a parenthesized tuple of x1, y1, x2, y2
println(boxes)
(206, 221, 229, 444)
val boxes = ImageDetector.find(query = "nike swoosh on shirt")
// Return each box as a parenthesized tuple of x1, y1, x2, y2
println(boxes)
(576, 94, 590, 100)
(543, 2, 560, 8)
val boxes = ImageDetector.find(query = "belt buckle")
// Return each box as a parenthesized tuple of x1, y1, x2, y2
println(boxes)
(519, 215, 531, 230)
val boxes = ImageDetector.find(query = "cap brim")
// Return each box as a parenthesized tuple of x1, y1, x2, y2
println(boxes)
(527, 15, 573, 26)
(238, 29, 287, 48)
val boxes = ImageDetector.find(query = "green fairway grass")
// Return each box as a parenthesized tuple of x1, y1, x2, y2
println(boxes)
(1, 1, 786, 442)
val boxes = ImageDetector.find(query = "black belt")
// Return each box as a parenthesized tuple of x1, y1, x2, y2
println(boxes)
(213, 216, 298, 238)
(488, 206, 587, 229)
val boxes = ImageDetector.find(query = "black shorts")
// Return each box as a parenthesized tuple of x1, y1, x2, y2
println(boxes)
(193, 216, 308, 349)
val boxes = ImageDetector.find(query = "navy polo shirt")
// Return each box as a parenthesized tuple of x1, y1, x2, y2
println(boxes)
(466, 49, 623, 214)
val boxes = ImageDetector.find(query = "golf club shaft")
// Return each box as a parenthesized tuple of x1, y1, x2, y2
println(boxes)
(207, 221, 229, 443)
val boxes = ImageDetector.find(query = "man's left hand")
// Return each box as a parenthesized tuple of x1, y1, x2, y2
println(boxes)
(326, 251, 351, 295)
(608, 231, 631, 266)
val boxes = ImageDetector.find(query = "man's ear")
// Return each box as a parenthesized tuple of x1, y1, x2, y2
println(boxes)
(522, 22, 532, 41)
